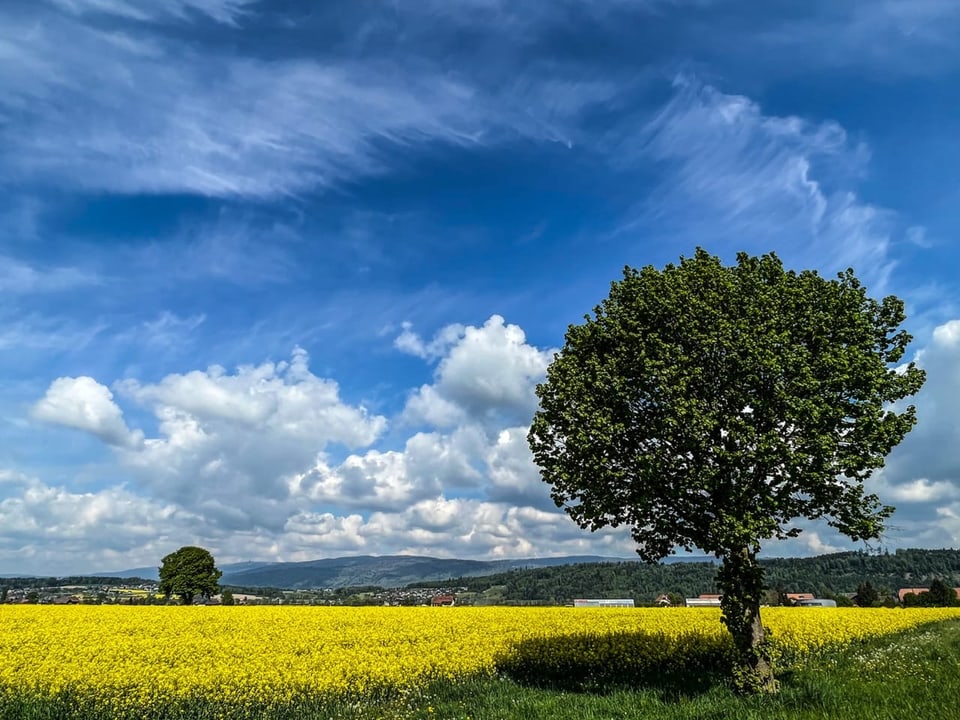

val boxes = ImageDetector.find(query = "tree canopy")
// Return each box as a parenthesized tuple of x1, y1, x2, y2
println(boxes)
(159, 546, 222, 605)
(529, 249, 925, 691)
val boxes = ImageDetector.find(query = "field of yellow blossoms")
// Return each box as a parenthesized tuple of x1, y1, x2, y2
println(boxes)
(2, 605, 959, 716)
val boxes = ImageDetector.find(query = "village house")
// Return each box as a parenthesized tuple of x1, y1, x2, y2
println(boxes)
(897, 587, 960, 603)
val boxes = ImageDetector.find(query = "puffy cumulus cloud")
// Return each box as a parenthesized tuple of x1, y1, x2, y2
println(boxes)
(881, 319, 960, 501)
(32, 376, 144, 448)
(358, 498, 635, 559)
(0, 470, 203, 575)
(485, 427, 555, 509)
(291, 428, 484, 511)
(801, 531, 844, 556)
(117, 348, 384, 446)
(394, 321, 466, 361)
(279, 512, 370, 555)
(112, 348, 386, 530)
(401, 315, 556, 430)
(854, 318, 960, 548)
(756, 319, 960, 552)
(210, 499, 635, 564)
(886, 478, 959, 504)
(932, 503, 960, 546)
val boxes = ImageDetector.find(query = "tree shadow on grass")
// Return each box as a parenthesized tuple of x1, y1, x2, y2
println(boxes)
(493, 630, 737, 700)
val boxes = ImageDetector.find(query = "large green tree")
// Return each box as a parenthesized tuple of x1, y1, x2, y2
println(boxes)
(159, 546, 222, 605)
(528, 249, 925, 692)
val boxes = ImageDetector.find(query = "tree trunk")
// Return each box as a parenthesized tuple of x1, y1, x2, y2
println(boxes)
(717, 546, 778, 694)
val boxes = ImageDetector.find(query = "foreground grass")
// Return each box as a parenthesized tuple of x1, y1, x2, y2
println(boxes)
(409, 619, 960, 720)
(2, 619, 958, 720)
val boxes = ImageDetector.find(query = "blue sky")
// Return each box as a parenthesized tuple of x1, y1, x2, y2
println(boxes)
(2, 0, 960, 575)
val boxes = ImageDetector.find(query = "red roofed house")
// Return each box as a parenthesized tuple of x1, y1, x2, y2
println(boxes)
(898, 587, 960, 603)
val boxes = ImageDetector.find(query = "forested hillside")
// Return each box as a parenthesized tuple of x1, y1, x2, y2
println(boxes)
(410, 549, 960, 605)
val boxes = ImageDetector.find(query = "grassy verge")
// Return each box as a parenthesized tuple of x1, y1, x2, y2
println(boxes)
(393, 618, 960, 720)
(2, 620, 958, 720)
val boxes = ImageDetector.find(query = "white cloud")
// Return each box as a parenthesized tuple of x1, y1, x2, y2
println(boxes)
(932, 319, 960, 346)
(618, 78, 897, 288)
(108, 348, 387, 529)
(140, 312, 206, 347)
(883, 319, 960, 484)
(291, 427, 484, 512)
(49, 0, 259, 25)
(402, 315, 556, 429)
(357, 497, 634, 559)
(887, 478, 959, 504)
(0, 470, 203, 575)
(394, 321, 465, 360)
(867, 318, 960, 545)
(13, 316, 612, 570)
(762, 0, 960, 74)
(118, 348, 383, 444)
(32, 377, 144, 448)
(485, 426, 555, 509)
(0, 8, 613, 199)
(0, 313, 107, 353)
(0, 255, 99, 294)
(802, 532, 844, 555)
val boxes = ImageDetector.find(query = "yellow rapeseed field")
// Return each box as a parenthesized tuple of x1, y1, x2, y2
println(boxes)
(1, 605, 959, 715)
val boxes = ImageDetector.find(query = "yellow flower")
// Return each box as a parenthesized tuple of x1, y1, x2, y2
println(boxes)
(0, 604, 957, 714)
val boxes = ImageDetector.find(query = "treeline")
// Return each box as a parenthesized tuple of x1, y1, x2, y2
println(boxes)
(408, 549, 960, 605)
(0, 576, 153, 589)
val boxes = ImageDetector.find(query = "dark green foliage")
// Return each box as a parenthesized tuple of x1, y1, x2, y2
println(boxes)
(407, 549, 960, 604)
(0, 576, 153, 589)
(854, 581, 879, 607)
(158, 546, 222, 605)
(495, 630, 735, 693)
(921, 579, 958, 607)
(528, 249, 925, 690)
(901, 592, 921, 608)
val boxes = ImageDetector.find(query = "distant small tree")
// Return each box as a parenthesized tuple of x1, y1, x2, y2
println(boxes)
(854, 581, 878, 607)
(220, 589, 235, 606)
(834, 594, 854, 607)
(159, 546, 222, 605)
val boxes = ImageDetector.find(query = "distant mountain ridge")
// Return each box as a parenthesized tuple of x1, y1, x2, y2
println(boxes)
(102, 554, 698, 588)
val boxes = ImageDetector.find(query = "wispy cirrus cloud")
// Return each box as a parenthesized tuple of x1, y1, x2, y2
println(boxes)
(0, 5, 617, 200)
(47, 0, 260, 25)
(0, 255, 99, 294)
(611, 78, 904, 288)
(759, 0, 960, 73)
